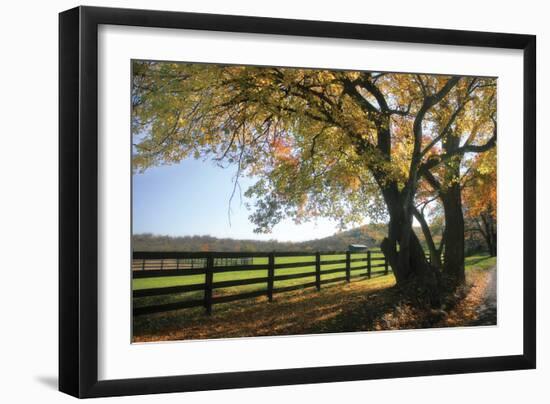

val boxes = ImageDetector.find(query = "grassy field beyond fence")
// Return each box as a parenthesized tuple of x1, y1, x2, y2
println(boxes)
(132, 251, 387, 315)
(132, 251, 494, 318)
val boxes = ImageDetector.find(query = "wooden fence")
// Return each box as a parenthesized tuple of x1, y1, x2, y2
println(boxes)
(132, 250, 391, 316)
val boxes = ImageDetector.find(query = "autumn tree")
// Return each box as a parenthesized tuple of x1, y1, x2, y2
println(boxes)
(132, 61, 496, 302)
(416, 77, 496, 283)
(463, 149, 497, 256)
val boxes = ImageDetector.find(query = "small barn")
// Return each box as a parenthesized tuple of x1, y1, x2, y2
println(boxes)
(348, 244, 368, 252)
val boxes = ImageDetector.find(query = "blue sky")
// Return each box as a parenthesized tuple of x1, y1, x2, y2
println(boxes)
(132, 158, 341, 242)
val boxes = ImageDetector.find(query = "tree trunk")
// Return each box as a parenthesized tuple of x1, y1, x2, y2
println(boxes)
(359, 116, 442, 305)
(440, 183, 465, 285)
(379, 184, 442, 306)
(479, 213, 497, 256)
(436, 128, 466, 286)
(413, 207, 442, 269)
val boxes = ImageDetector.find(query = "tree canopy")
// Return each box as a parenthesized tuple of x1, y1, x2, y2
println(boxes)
(132, 61, 497, 292)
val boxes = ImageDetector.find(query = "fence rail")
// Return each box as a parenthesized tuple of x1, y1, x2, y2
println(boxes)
(132, 250, 392, 316)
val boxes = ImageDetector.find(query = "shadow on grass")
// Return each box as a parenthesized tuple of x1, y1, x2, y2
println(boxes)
(299, 285, 423, 335)
(133, 262, 496, 342)
(133, 275, 435, 341)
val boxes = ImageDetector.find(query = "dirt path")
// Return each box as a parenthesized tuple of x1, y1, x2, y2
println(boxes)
(467, 266, 497, 326)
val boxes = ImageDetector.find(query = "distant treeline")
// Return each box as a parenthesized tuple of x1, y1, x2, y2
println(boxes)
(133, 224, 389, 252)
(133, 222, 487, 254)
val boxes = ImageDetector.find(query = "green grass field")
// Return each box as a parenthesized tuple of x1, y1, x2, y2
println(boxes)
(132, 252, 387, 308)
(132, 253, 495, 310)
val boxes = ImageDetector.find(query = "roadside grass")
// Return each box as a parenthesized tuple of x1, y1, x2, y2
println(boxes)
(132, 254, 496, 342)
(465, 254, 496, 271)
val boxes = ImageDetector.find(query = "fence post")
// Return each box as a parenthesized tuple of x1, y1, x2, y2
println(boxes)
(315, 252, 321, 291)
(367, 251, 372, 279)
(141, 259, 145, 271)
(267, 252, 275, 302)
(176, 258, 180, 270)
(345, 251, 351, 283)
(384, 255, 389, 275)
(160, 259, 164, 271)
(204, 254, 214, 315)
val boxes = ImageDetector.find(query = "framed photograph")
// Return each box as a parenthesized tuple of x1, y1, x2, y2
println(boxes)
(59, 6, 536, 398)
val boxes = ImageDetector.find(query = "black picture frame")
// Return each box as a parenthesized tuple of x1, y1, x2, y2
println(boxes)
(59, 6, 536, 398)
